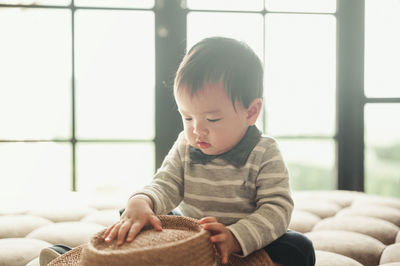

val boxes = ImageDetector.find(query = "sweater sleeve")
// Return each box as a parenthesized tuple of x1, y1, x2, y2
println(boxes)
(132, 132, 186, 215)
(227, 139, 293, 257)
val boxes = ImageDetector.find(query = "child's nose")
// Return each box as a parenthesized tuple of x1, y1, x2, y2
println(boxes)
(193, 121, 208, 136)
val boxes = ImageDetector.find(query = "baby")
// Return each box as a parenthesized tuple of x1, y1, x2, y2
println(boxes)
(103, 37, 315, 266)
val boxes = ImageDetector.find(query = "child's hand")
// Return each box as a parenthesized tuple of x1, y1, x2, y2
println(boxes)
(199, 217, 242, 264)
(102, 195, 162, 246)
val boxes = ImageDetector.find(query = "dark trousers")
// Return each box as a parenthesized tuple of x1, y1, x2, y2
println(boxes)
(264, 230, 315, 266)
(120, 208, 315, 266)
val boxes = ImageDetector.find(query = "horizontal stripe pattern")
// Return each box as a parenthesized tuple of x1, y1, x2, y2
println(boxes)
(134, 131, 293, 256)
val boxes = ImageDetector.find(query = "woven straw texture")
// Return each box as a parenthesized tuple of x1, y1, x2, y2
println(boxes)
(47, 245, 84, 266)
(47, 215, 273, 266)
(82, 215, 216, 266)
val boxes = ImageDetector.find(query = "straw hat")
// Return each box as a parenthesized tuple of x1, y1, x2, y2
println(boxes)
(47, 215, 273, 266)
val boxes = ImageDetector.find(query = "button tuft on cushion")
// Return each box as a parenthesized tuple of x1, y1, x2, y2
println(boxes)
(306, 230, 385, 266)
(26, 222, 105, 248)
(0, 238, 51, 266)
(313, 216, 399, 245)
(0, 215, 53, 238)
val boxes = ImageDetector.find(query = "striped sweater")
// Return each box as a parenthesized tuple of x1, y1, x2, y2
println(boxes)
(134, 127, 293, 256)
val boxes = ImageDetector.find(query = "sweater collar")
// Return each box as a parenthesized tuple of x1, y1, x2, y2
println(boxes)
(189, 125, 262, 168)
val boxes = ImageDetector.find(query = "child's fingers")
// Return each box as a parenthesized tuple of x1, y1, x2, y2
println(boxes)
(149, 215, 163, 231)
(105, 222, 122, 243)
(214, 242, 229, 264)
(220, 248, 229, 264)
(210, 233, 227, 243)
(102, 223, 116, 239)
(199, 216, 218, 224)
(126, 222, 143, 242)
(117, 221, 132, 245)
(203, 222, 225, 234)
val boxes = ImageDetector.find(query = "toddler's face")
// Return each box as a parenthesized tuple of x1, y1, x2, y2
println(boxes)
(175, 81, 250, 155)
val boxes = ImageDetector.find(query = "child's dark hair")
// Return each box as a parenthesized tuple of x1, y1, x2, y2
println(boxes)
(174, 37, 264, 109)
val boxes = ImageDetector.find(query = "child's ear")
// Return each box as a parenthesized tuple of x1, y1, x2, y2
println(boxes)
(246, 98, 263, 125)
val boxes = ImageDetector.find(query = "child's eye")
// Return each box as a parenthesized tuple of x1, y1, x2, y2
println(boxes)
(184, 118, 192, 121)
(207, 118, 221, 123)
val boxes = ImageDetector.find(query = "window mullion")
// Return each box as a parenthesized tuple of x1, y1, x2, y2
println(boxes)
(336, 0, 365, 191)
(155, 0, 186, 169)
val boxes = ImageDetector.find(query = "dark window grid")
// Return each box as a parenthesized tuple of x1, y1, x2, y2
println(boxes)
(0, 2, 156, 191)
(185, 7, 337, 137)
(0, 2, 340, 191)
(365, 98, 400, 103)
(4, 1, 393, 192)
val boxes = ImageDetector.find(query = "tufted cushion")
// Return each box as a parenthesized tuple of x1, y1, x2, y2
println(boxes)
(84, 193, 126, 211)
(26, 257, 40, 266)
(80, 210, 120, 227)
(380, 243, 400, 265)
(289, 210, 321, 233)
(313, 216, 399, 245)
(336, 206, 400, 227)
(294, 190, 362, 208)
(353, 195, 400, 211)
(294, 200, 342, 219)
(0, 215, 53, 238)
(306, 230, 385, 266)
(1, 190, 399, 266)
(26, 222, 105, 248)
(315, 250, 363, 266)
(0, 238, 51, 266)
(28, 206, 96, 222)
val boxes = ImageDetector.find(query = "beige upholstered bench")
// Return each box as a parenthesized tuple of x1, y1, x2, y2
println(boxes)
(1, 190, 399, 266)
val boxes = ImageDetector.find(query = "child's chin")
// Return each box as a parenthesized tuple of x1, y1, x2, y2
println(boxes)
(202, 149, 224, 156)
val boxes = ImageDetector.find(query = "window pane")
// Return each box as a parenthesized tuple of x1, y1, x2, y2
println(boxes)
(265, 14, 336, 136)
(0, 0, 70, 5)
(0, 143, 71, 200)
(278, 139, 336, 191)
(187, 0, 263, 11)
(365, 104, 400, 197)
(75, 10, 154, 139)
(266, 0, 336, 13)
(76, 143, 154, 195)
(0, 8, 71, 140)
(75, 0, 154, 8)
(365, 0, 400, 98)
(187, 12, 264, 60)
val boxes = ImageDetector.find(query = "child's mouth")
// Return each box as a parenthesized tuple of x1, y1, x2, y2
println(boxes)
(197, 141, 211, 149)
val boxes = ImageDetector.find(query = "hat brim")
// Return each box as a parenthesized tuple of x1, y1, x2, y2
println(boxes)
(47, 243, 274, 266)
(46, 214, 274, 266)
(47, 244, 85, 266)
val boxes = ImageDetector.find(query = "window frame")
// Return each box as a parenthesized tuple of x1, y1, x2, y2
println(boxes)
(1, 0, 399, 193)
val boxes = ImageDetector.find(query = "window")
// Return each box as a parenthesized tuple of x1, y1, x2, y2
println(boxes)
(1, 0, 399, 199)
(364, 0, 400, 197)
(0, 1, 155, 198)
(187, 0, 337, 191)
